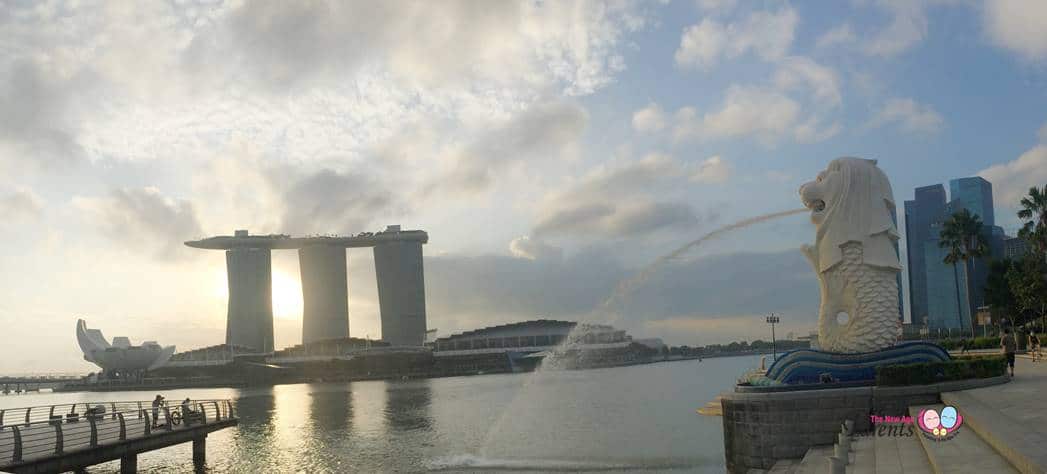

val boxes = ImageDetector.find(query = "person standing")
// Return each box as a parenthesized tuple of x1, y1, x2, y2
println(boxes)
(1030, 333, 1041, 363)
(151, 394, 164, 428)
(1002, 328, 1017, 377)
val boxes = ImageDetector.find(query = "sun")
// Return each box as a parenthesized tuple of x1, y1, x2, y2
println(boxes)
(271, 271, 303, 320)
(211, 268, 302, 320)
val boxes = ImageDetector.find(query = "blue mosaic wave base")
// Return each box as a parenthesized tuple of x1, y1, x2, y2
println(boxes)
(766, 341, 950, 385)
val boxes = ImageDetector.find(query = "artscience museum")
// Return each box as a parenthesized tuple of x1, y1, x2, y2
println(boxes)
(75, 319, 176, 376)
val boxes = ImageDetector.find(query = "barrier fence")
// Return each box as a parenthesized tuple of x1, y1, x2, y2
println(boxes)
(0, 399, 233, 465)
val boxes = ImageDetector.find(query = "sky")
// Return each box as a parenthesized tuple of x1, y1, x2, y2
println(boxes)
(2, 0, 1047, 373)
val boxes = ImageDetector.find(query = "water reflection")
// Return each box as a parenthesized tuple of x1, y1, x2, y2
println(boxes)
(383, 379, 433, 432)
(308, 383, 352, 433)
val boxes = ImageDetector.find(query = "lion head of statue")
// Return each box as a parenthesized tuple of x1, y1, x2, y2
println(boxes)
(798, 157, 900, 273)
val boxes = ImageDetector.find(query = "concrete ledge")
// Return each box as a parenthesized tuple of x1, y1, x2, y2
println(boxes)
(941, 389, 1046, 474)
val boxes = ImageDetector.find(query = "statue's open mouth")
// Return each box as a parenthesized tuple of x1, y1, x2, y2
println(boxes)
(804, 199, 826, 213)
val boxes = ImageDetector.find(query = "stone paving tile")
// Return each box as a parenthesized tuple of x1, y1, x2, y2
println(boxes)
(910, 404, 1019, 474)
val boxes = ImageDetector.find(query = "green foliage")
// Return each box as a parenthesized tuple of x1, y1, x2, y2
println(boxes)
(939, 208, 989, 265)
(1018, 185, 1047, 256)
(875, 355, 1007, 386)
(984, 258, 1018, 320)
(1007, 254, 1047, 326)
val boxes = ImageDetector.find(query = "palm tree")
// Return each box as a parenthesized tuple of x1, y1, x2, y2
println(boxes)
(939, 208, 989, 337)
(1017, 185, 1047, 332)
(1018, 185, 1047, 257)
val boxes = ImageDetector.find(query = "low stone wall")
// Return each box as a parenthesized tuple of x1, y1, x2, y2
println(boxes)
(720, 376, 1009, 473)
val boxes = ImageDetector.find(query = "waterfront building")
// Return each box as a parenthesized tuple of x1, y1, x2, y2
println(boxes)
(75, 319, 176, 375)
(430, 320, 632, 355)
(186, 225, 429, 350)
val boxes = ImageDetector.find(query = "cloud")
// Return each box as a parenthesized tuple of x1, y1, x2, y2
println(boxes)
(978, 145, 1047, 211)
(73, 187, 203, 260)
(983, 0, 1047, 62)
(674, 20, 728, 69)
(695, 0, 738, 12)
(632, 103, 667, 132)
(279, 169, 398, 235)
(863, 0, 930, 57)
(690, 156, 730, 184)
(531, 153, 722, 240)
(509, 236, 564, 261)
(774, 56, 842, 106)
(674, 7, 798, 69)
(0, 189, 43, 222)
(674, 85, 801, 143)
(869, 98, 945, 134)
(667, 55, 841, 145)
(0, 59, 85, 169)
(187, 0, 647, 95)
(440, 102, 588, 194)
(535, 201, 700, 239)
(816, 24, 856, 49)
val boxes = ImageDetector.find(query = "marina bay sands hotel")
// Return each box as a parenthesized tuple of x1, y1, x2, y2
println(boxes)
(185, 225, 427, 352)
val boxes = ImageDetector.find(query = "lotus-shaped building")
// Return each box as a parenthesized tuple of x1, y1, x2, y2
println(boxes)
(76, 319, 176, 373)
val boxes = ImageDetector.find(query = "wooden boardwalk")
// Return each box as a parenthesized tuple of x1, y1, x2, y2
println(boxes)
(0, 400, 237, 473)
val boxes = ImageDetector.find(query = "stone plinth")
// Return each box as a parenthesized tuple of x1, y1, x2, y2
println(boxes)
(720, 376, 1008, 473)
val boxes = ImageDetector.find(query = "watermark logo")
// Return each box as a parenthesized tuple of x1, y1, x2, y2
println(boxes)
(867, 415, 915, 437)
(916, 406, 963, 441)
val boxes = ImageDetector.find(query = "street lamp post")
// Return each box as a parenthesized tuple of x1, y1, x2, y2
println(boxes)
(766, 314, 780, 361)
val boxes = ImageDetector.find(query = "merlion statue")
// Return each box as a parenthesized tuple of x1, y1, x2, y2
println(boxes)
(798, 158, 901, 353)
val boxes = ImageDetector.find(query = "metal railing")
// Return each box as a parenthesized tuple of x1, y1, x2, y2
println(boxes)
(0, 399, 233, 465)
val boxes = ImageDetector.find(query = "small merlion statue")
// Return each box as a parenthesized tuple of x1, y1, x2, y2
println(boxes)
(798, 158, 902, 353)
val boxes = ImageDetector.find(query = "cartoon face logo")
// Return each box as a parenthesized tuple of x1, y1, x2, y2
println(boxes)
(940, 406, 959, 429)
(916, 406, 963, 439)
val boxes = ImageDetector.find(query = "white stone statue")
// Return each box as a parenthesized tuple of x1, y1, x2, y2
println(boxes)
(798, 158, 902, 353)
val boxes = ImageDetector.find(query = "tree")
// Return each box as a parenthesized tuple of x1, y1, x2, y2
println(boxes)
(1018, 185, 1047, 257)
(939, 208, 989, 337)
(1007, 255, 1047, 332)
(984, 258, 1017, 323)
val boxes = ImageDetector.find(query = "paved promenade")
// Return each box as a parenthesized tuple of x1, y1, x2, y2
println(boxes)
(959, 354, 1047, 429)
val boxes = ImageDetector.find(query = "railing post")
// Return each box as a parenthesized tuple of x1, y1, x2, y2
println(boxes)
(12, 425, 22, 462)
(89, 416, 98, 447)
(54, 422, 64, 454)
(111, 402, 117, 420)
(49, 405, 55, 419)
(118, 413, 127, 440)
(213, 401, 221, 421)
(198, 403, 207, 424)
(143, 411, 151, 436)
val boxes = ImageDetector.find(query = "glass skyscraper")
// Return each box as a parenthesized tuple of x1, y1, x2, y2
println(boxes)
(950, 177, 995, 228)
(904, 184, 946, 327)
(907, 176, 1002, 332)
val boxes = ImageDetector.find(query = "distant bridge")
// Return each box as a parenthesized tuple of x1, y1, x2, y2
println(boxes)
(0, 399, 237, 473)
(0, 376, 81, 394)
